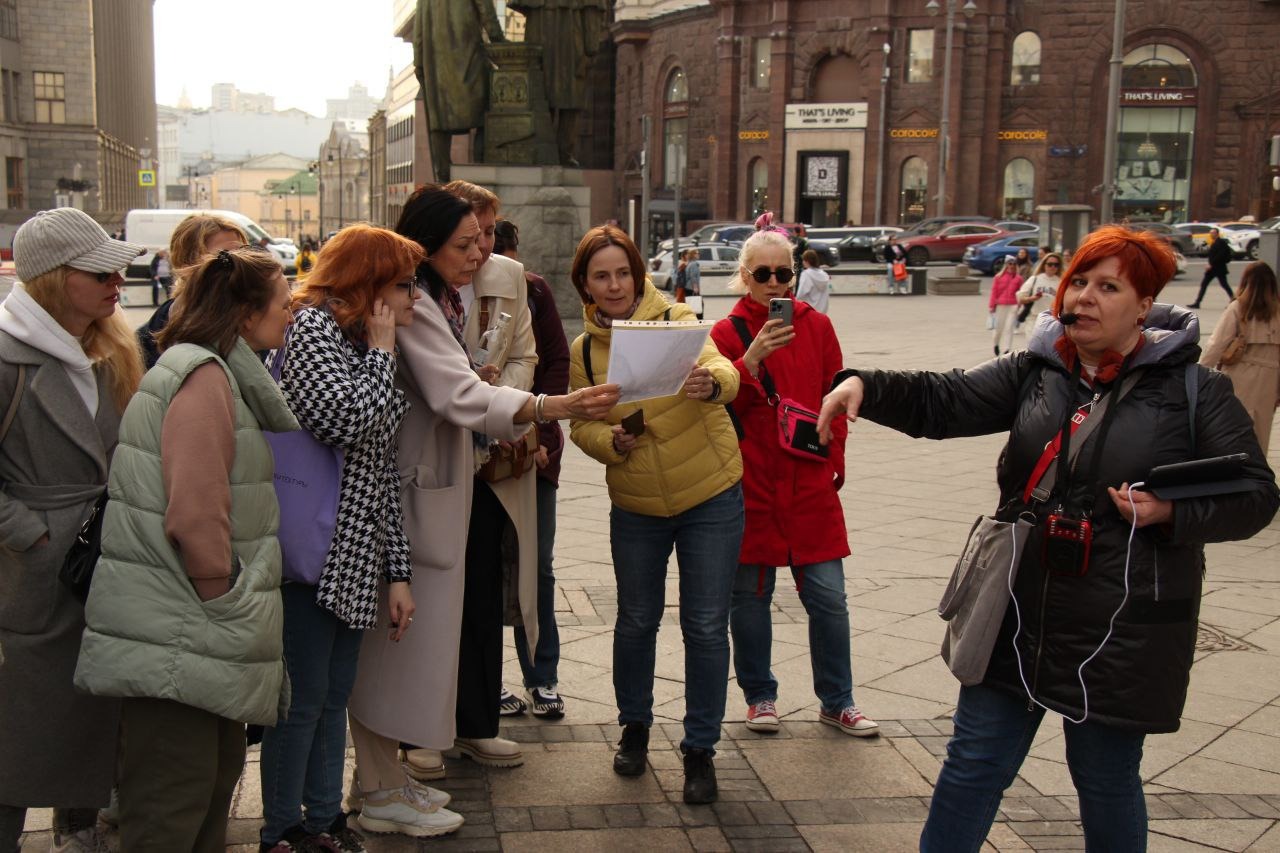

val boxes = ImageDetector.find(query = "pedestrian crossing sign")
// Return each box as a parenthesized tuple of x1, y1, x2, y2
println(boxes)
(138, 170, 156, 187)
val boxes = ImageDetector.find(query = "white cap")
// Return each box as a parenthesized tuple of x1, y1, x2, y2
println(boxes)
(13, 208, 144, 282)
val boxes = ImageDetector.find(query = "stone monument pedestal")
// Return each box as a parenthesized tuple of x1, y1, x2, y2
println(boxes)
(927, 263, 982, 295)
(483, 43, 559, 167)
(452, 164, 591, 321)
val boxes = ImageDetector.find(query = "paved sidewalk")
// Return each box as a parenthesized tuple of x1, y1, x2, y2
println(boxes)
(19, 275, 1280, 851)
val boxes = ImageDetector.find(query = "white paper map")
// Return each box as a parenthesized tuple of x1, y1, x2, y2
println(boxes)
(606, 319, 714, 404)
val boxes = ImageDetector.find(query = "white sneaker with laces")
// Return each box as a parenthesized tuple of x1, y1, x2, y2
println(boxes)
(356, 785, 464, 838)
(819, 705, 880, 737)
(347, 769, 451, 813)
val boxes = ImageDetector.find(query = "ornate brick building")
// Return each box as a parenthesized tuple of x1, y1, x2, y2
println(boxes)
(612, 0, 1280, 249)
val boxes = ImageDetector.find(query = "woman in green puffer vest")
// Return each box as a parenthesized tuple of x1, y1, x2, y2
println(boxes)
(74, 247, 299, 853)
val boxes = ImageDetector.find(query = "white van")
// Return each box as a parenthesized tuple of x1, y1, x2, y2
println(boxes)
(124, 209, 298, 277)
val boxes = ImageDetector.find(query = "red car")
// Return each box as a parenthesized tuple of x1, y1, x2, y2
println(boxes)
(894, 223, 1010, 266)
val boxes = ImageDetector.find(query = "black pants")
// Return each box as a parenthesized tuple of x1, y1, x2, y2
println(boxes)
(118, 697, 245, 853)
(455, 479, 510, 739)
(1194, 268, 1234, 304)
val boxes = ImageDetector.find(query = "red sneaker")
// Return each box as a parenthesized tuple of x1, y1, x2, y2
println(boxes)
(745, 699, 781, 732)
(819, 706, 879, 737)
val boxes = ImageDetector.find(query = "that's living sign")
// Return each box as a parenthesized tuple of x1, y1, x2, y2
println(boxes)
(785, 103, 869, 130)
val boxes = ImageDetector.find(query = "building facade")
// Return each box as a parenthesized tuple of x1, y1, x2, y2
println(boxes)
(612, 0, 1280, 251)
(0, 0, 156, 229)
(317, 120, 371, 238)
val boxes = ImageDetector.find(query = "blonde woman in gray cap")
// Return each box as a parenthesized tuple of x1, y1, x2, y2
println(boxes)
(0, 208, 145, 852)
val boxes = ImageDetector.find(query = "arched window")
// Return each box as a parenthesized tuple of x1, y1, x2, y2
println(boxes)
(663, 68, 689, 188)
(899, 157, 928, 224)
(811, 54, 859, 103)
(1011, 32, 1041, 85)
(749, 158, 768, 217)
(1002, 158, 1035, 219)
(1121, 44, 1197, 89)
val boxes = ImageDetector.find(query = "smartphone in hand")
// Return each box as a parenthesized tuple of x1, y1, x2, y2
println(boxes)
(769, 297, 794, 326)
(621, 409, 646, 436)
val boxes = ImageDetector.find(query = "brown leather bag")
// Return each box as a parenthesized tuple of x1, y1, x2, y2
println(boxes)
(477, 429, 538, 482)
(1220, 322, 1248, 366)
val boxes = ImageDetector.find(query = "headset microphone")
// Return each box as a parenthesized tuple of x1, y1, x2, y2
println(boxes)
(1059, 312, 1079, 326)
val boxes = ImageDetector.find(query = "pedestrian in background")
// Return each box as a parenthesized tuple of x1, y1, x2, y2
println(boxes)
(494, 218, 572, 720)
(1014, 252, 1062, 335)
(1200, 260, 1280, 453)
(795, 248, 830, 314)
(1014, 246, 1033, 280)
(260, 225, 444, 849)
(137, 213, 248, 368)
(0, 208, 145, 853)
(711, 230, 877, 740)
(149, 248, 174, 306)
(75, 247, 297, 853)
(882, 240, 908, 295)
(568, 225, 743, 805)
(1189, 227, 1234, 308)
(989, 255, 1023, 356)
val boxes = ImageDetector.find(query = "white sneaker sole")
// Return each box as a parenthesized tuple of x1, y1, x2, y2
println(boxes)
(357, 811, 463, 838)
(744, 717, 781, 733)
(446, 742, 524, 767)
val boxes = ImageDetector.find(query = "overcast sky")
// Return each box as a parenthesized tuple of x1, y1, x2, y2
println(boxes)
(153, 0, 414, 116)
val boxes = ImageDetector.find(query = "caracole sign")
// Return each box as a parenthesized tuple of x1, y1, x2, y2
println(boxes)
(785, 102, 868, 130)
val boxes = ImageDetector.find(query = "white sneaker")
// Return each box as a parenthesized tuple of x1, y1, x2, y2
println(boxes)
(447, 736, 523, 767)
(51, 828, 109, 853)
(401, 747, 446, 781)
(356, 785, 464, 838)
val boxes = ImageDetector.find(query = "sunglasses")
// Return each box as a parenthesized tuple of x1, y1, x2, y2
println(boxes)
(1045, 261, 1061, 267)
(747, 265, 794, 284)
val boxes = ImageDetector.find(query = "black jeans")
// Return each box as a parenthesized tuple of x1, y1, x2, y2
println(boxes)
(455, 479, 510, 740)
(1193, 268, 1234, 304)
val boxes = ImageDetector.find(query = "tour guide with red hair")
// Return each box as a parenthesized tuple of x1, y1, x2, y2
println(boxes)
(817, 225, 1279, 851)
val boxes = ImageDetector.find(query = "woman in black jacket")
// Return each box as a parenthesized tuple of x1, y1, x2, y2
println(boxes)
(817, 225, 1279, 852)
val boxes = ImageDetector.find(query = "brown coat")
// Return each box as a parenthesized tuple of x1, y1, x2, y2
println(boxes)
(1200, 300, 1280, 454)
(0, 333, 121, 807)
(347, 294, 530, 751)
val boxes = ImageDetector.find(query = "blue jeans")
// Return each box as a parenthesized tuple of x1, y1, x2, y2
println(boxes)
(260, 583, 362, 842)
(514, 477, 560, 687)
(731, 560, 854, 713)
(921, 684, 1148, 853)
(610, 483, 744, 753)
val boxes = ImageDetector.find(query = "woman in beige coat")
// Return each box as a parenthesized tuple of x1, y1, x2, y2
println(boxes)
(347, 188, 617, 808)
(1200, 261, 1280, 453)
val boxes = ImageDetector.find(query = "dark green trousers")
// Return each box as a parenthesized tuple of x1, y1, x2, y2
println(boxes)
(118, 697, 245, 853)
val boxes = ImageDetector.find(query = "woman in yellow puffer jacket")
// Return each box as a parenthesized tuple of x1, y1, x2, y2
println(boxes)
(568, 225, 743, 807)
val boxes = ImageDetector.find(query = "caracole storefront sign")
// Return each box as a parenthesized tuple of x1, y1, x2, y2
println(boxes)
(784, 103, 869, 130)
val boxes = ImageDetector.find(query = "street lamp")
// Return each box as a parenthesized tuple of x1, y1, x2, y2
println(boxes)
(926, 0, 977, 217)
(874, 41, 891, 225)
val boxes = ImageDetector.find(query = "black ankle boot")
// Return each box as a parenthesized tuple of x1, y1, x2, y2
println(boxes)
(682, 747, 718, 804)
(613, 722, 649, 776)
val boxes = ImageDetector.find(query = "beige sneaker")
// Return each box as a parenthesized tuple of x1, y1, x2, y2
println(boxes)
(356, 785, 463, 838)
(50, 828, 109, 852)
(347, 769, 451, 814)
(447, 736, 524, 767)
(401, 747, 446, 781)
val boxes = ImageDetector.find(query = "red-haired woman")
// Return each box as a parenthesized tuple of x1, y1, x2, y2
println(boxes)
(819, 225, 1279, 851)
(258, 224, 456, 850)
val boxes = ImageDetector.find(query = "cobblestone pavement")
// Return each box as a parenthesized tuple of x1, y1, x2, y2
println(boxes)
(18, 271, 1280, 851)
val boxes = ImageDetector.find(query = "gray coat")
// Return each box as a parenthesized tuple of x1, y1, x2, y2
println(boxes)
(0, 332, 121, 808)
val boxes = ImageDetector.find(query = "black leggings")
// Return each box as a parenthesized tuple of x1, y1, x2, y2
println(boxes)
(1194, 269, 1234, 304)
(455, 479, 511, 739)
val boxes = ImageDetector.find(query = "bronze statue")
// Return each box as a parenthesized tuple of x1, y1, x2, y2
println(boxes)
(413, 0, 507, 181)
(509, 0, 609, 166)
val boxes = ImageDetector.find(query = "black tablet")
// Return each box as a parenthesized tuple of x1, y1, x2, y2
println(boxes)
(1137, 453, 1253, 500)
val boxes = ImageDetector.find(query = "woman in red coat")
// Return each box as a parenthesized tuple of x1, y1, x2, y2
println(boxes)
(710, 230, 878, 738)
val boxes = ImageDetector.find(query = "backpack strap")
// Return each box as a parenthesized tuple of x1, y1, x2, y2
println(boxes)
(1, 364, 26, 447)
(1185, 362, 1198, 452)
(581, 335, 594, 386)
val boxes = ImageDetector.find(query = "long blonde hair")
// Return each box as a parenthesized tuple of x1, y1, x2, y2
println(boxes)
(23, 267, 144, 412)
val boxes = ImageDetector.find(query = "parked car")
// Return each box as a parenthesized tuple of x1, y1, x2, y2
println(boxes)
(809, 226, 903, 261)
(994, 220, 1040, 234)
(1123, 222, 1195, 256)
(1173, 222, 1217, 255)
(962, 233, 1042, 275)
(650, 243, 741, 290)
(1215, 222, 1262, 259)
(892, 222, 1009, 266)
(871, 215, 996, 256)
(124, 208, 298, 276)
(657, 221, 743, 252)
(802, 238, 841, 268)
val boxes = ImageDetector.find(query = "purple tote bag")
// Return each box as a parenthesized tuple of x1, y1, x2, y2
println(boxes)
(264, 327, 343, 585)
